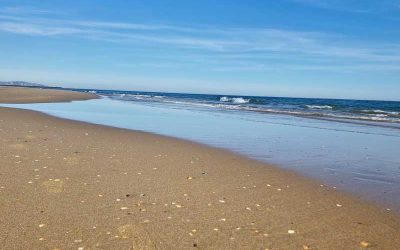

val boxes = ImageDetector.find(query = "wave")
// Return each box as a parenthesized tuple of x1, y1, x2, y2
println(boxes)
(306, 105, 333, 110)
(251, 108, 399, 123)
(219, 96, 250, 104)
(115, 93, 163, 100)
(103, 91, 400, 124)
(361, 109, 399, 116)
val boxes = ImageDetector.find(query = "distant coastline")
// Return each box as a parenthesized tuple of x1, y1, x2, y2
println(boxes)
(0, 80, 48, 88)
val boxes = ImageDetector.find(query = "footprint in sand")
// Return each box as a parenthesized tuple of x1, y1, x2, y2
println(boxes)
(117, 224, 156, 249)
(42, 179, 64, 193)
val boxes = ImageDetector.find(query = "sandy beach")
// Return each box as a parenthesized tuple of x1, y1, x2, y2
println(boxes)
(0, 87, 399, 249)
(0, 87, 98, 103)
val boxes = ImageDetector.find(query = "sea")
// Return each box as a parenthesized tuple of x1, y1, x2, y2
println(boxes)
(2, 88, 400, 211)
(92, 89, 400, 126)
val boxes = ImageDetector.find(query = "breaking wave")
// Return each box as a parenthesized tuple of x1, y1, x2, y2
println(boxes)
(306, 105, 333, 110)
(219, 96, 250, 104)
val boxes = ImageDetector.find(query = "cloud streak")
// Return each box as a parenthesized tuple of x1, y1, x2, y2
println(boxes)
(0, 8, 399, 73)
(289, 0, 400, 13)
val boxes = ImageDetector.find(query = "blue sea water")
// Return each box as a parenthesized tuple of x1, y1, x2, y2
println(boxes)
(88, 89, 400, 126)
(2, 88, 400, 210)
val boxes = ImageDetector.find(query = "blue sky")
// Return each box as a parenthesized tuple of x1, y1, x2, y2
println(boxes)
(0, 0, 399, 100)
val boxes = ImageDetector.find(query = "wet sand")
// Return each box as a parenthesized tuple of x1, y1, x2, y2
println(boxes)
(0, 87, 399, 249)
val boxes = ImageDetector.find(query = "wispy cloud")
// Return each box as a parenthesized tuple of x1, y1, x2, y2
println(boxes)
(0, 6, 59, 15)
(289, 0, 400, 13)
(0, 21, 82, 35)
(0, 6, 399, 73)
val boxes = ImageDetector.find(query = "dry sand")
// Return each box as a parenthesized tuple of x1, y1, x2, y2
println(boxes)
(0, 86, 98, 103)
(0, 87, 399, 249)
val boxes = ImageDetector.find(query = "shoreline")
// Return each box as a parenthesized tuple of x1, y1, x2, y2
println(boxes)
(6, 104, 400, 213)
(6, 101, 400, 213)
(1, 87, 399, 249)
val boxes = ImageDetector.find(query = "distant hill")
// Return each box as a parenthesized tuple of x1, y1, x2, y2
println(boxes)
(0, 81, 47, 88)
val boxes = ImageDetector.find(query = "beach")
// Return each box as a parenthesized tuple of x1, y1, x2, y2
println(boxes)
(0, 87, 98, 103)
(1, 87, 400, 249)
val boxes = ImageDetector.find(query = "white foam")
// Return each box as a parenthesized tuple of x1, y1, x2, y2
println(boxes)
(362, 109, 399, 116)
(219, 96, 250, 104)
(306, 105, 333, 109)
(220, 96, 230, 102)
(232, 97, 250, 104)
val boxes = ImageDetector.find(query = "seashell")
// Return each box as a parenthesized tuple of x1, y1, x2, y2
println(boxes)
(360, 241, 371, 248)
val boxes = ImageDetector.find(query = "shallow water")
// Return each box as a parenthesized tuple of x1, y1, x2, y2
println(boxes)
(2, 97, 400, 210)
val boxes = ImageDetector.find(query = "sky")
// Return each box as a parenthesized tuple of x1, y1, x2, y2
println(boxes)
(0, 0, 400, 100)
